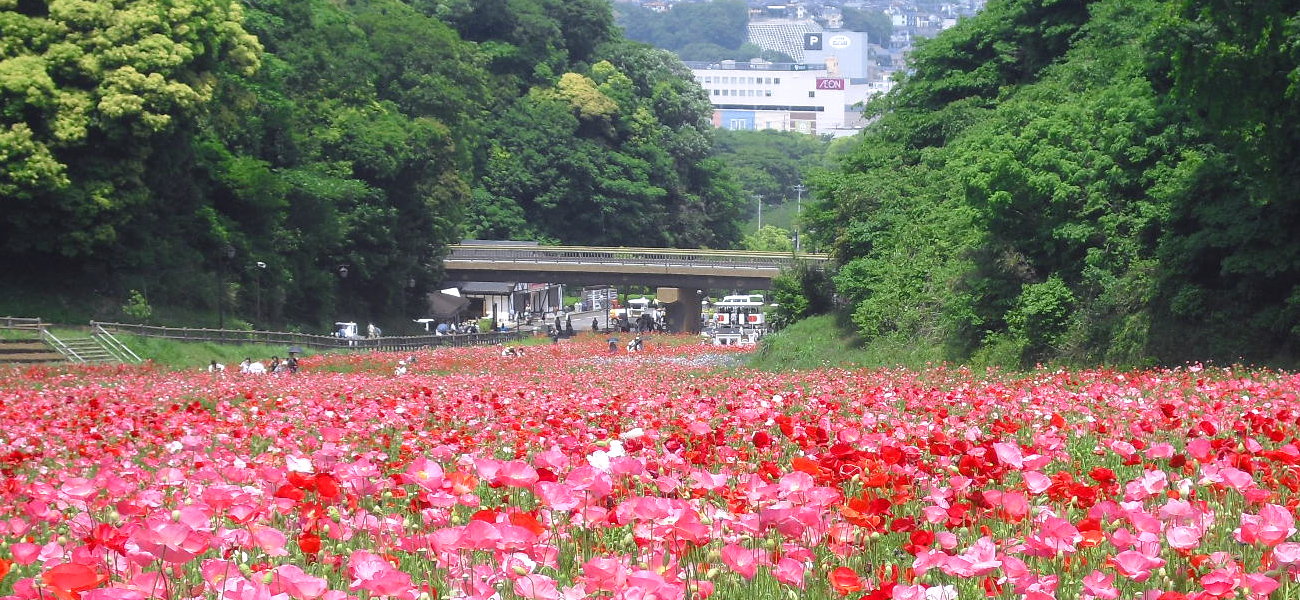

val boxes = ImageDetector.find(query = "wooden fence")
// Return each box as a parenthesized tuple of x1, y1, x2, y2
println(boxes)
(91, 321, 523, 352)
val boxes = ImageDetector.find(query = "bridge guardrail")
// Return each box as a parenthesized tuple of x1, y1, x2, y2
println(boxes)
(446, 245, 828, 270)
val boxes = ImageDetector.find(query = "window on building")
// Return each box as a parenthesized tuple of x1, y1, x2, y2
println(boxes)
(808, 91, 816, 98)
(765, 90, 772, 97)
(774, 78, 780, 84)
(729, 119, 749, 130)
(704, 77, 711, 84)
(712, 89, 719, 96)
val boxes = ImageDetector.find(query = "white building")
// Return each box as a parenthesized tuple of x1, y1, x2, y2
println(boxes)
(690, 59, 893, 136)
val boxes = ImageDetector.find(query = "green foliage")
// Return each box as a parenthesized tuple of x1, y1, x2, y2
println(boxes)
(841, 8, 893, 47)
(711, 129, 830, 219)
(814, 0, 1300, 367)
(617, 0, 749, 54)
(741, 225, 793, 253)
(1005, 275, 1074, 360)
(122, 289, 153, 323)
(769, 261, 835, 331)
(1, 0, 748, 328)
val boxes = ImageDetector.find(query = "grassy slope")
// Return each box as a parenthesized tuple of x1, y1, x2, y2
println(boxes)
(747, 314, 948, 371)
(115, 334, 320, 369)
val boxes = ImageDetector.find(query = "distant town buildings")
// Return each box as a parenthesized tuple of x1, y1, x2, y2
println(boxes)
(629, 0, 988, 135)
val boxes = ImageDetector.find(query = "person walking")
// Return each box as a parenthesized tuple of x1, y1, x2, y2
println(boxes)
(591, 317, 600, 332)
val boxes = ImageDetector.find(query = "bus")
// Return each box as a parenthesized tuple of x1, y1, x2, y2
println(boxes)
(712, 294, 766, 327)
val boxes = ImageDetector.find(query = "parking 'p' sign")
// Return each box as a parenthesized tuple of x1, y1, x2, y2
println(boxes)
(804, 33, 822, 50)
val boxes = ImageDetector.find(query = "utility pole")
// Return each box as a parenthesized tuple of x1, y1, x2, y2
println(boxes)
(792, 184, 806, 251)
(754, 194, 763, 230)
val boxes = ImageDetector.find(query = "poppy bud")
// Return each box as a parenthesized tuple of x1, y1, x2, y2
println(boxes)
(171, 510, 181, 522)
(786, 589, 799, 600)
(706, 548, 720, 562)
(262, 572, 274, 585)
(621, 532, 635, 547)
(108, 510, 120, 523)
(595, 440, 610, 448)
(57, 535, 68, 545)
(322, 523, 331, 534)
(239, 564, 253, 576)
(512, 564, 529, 576)
(705, 567, 719, 578)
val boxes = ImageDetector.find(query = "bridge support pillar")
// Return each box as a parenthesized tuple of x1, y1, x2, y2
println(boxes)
(658, 287, 706, 334)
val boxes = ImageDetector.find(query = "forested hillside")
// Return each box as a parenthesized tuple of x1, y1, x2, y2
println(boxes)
(808, 0, 1300, 366)
(0, 0, 743, 327)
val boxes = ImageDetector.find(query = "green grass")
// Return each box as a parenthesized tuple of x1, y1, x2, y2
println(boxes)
(115, 334, 319, 369)
(747, 314, 947, 371)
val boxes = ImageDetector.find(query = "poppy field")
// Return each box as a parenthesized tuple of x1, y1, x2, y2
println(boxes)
(1, 339, 1299, 600)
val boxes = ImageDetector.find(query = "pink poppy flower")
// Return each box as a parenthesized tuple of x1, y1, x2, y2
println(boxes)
(498, 460, 540, 488)
(403, 458, 444, 491)
(1023, 471, 1051, 494)
(993, 442, 1024, 469)
(1201, 569, 1239, 596)
(892, 584, 926, 600)
(1111, 550, 1164, 582)
(514, 574, 559, 600)
(1243, 573, 1279, 598)
(1081, 570, 1118, 600)
(582, 557, 627, 593)
(463, 520, 502, 551)
(721, 543, 757, 580)
(1166, 525, 1202, 551)
(273, 565, 329, 600)
(1272, 542, 1300, 565)
(248, 525, 288, 557)
(771, 557, 805, 589)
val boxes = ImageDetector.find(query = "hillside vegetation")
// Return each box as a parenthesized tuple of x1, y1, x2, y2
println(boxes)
(0, 0, 745, 328)
(807, 0, 1300, 367)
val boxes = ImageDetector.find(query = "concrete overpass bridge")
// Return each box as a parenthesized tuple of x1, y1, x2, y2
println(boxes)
(442, 243, 830, 332)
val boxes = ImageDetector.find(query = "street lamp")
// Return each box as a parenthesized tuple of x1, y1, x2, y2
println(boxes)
(338, 265, 349, 279)
(754, 194, 764, 230)
(254, 261, 266, 327)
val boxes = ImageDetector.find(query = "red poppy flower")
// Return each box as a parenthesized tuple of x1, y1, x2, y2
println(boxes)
(298, 532, 321, 554)
(828, 566, 862, 594)
(314, 473, 340, 500)
(41, 563, 107, 600)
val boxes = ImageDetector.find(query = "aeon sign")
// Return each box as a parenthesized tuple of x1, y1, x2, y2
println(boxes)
(829, 35, 852, 49)
(816, 78, 845, 90)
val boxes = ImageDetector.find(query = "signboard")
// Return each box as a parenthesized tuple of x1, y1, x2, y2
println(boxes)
(829, 35, 852, 49)
(816, 78, 846, 90)
(804, 33, 822, 50)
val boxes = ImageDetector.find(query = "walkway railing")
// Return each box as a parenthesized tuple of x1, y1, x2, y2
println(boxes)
(92, 323, 144, 364)
(446, 244, 828, 271)
(91, 321, 522, 353)
(0, 316, 46, 330)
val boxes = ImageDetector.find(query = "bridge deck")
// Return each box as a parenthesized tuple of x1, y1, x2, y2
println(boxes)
(443, 244, 828, 289)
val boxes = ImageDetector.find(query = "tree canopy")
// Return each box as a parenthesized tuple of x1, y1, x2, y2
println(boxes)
(810, 0, 1300, 366)
(0, 0, 747, 328)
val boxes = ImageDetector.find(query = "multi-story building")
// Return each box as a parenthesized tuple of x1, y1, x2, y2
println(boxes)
(691, 59, 891, 136)
(689, 27, 894, 136)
